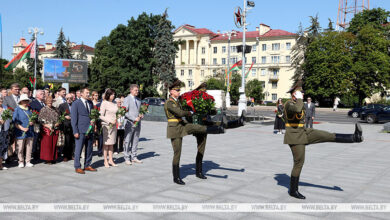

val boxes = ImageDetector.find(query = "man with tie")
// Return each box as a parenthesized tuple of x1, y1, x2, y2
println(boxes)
(29, 90, 46, 161)
(59, 93, 75, 162)
(53, 87, 67, 108)
(71, 87, 97, 174)
(304, 97, 315, 128)
(123, 84, 143, 165)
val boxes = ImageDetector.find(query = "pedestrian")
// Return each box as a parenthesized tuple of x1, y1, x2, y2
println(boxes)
(113, 98, 125, 155)
(38, 96, 60, 164)
(274, 98, 285, 134)
(59, 93, 74, 162)
(71, 87, 97, 174)
(251, 97, 255, 107)
(333, 96, 340, 111)
(53, 87, 66, 108)
(0, 97, 10, 170)
(165, 79, 224, 185)
(304, 97, 315, 128)
(99, 88, 118, 168)
(123, 84, 143, 165)
(29, 89, 46, 161)
(284, 81, 363, 199)
(4, 83, 20, 160)
(13, 94, 35, 168)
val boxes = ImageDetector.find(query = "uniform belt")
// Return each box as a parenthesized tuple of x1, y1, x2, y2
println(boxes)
(285, 123, 304, 127)
(168, 119, 182, 122)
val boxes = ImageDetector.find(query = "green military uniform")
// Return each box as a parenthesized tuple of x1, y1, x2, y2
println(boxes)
(284, 81, 363, 199)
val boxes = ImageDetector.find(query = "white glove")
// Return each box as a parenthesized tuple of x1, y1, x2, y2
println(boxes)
(294, 91, 303, 99)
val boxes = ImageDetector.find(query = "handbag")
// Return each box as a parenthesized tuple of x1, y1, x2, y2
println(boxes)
(56, 131, 65, 147)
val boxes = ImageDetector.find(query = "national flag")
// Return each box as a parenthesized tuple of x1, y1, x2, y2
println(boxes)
(4, 40, 35, 70)
(244, 62, 254, 79)
(29, 39, 36, 59)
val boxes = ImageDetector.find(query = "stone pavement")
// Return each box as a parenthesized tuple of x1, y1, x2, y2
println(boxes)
(0, 121, 389, 219)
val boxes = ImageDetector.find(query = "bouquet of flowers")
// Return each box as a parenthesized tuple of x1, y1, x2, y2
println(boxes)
(275, 107, 285, 122)
(1, 108, 14, 121)
(22, 110, 39, 136)
(180, 90, 215, 124)
(86, 106, 100, 135)
(134, 104, 149, 127)
(115, 106, 127, 129)
(50, 112, 66, 135)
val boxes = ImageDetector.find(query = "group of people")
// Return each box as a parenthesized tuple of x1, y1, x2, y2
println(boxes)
(0, 83, 144, 173)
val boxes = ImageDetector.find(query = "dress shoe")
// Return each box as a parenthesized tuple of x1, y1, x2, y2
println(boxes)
(109, 162, 118, 167)
(75, 168, 85, 174)
(84, 166, 97, 172)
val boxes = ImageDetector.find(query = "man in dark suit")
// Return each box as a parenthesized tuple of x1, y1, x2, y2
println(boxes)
(304, 97, 315, 128)
(59, 93, 75, 162)
(71, 88, 97, 174)
(29, 89, 46, 161)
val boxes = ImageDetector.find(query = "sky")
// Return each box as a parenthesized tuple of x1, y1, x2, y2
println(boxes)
(1, 0, 389, 60)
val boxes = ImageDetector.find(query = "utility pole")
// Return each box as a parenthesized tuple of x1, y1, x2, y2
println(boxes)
(223, 30, 236, 108)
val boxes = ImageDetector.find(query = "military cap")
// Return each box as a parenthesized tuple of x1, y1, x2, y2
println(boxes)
(287, 80, 304, 94)
(169, 79, 183, 91)
(195, 82, 207, 91)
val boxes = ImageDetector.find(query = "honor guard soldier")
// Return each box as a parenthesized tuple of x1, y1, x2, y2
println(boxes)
(165, 80, 224, 185)
(284, 81, 363, 199)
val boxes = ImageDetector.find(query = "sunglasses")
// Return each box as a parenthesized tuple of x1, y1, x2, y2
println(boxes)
(175, 89, 181, 92)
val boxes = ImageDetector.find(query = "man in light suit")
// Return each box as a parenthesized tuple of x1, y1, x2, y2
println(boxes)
(304, 97, 315, 128)
(3, 83, 20, 109)
(53, 87, 66, 108)
(71, 87, 97, 174)
(123, 84, 142, 165)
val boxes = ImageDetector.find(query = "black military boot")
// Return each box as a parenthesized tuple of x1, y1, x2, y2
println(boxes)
(335, 123, 363, 143)
(195, 153, 207, 179)
(206, 125, 225, 134)
(289, 176, 306, 199)
(172, 165, 185, 185)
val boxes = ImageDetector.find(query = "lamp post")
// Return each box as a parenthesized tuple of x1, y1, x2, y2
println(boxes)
(28, 27, 44, 93)
(223, 30, 236, 108)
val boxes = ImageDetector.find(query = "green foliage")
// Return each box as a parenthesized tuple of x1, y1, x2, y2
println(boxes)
(341, 94, 359, 108)
(1, 67, 44, 90)
(26, 34, 43, 76)
(347, 8, 390, 35)
(90, 13, 163, 96)
(54, 28, 68, 58)
(205, 77, 225, 90)
(229, 73, 242, 104)
(77, 42, 87, 60)
(64, 37, 73, 59)
(245, 79, 264, 103)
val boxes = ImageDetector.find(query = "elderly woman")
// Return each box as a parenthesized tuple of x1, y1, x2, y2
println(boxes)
(0, 97, 10, 170)
(113, 98, 125, 154)
(13, 94, 34, 168)
(38, 96, 60, 164)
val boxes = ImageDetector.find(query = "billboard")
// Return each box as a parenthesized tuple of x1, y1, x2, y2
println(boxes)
(43, 58, 88, 83)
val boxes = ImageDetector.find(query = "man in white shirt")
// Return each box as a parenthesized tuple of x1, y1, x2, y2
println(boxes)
(53, 87, 67, 108)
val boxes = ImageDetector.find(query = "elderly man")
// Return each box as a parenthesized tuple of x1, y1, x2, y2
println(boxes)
(29, 90, 46, 161)
(0, 88, 7, 98)
(59, 93, 75, 162)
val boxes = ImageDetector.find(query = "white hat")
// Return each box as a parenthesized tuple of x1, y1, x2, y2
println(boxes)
(18, 94, 31, 104)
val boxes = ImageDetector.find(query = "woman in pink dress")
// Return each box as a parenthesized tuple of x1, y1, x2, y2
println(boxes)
(99, 88, 119, 168)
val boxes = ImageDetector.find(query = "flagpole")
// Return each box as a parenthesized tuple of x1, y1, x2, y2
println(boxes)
(28, 27, 43, 94)
(1, 14, 3, 82)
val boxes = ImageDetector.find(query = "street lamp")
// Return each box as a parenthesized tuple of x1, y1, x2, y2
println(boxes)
(222, 30, 237, 108)
(28, 27, 44, 92)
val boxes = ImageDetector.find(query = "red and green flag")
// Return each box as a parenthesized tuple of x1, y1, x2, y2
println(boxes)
(4, 40, 36, 71)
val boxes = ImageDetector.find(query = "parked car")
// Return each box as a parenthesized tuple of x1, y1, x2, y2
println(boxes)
(360, 106, 390, 124)
(348, 104, 385, 118)
(141, 97, 166, 106)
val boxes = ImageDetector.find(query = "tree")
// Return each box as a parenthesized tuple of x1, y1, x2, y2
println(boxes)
(290, 23, 307, 82)
(64, 37, 73, 59)
(351, 24, 390, 104)
(245, 79, 264, 102)
(307, 14, 321, 43)
(54, 28, 67, 58)
(324, 18, 335, 32)
(229, 73, 242, 104)
(154, 9, 177, 98)
(77, 41, 87, 60)
(347, 8, 390, 35)
(204, 77, 225, 90)
(26, 34, 43, 76)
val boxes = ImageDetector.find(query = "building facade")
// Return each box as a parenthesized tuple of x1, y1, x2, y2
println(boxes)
(11, 37, 94, 70)
(173, 24, 297, 102)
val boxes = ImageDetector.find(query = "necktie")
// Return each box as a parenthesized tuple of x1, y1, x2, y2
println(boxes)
(85, 101, 90, 113)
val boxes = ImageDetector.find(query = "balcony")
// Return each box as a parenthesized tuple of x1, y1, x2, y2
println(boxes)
(267, 62, 280, 68)
(269, 75, 279, 81)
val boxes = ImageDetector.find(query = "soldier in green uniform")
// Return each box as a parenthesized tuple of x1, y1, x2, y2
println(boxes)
(191, 83, 245, 180)
(284, 81, 363, 199)
(165, 80, 225, 185)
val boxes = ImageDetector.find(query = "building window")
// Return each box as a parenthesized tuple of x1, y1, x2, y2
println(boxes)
(262, 44, 267, 51)
(272, 93, 277, 100)
(273, 69, 279, 76)
(271, 56, 280, 63)
(213, 58, 217, 65)
(252, 57, 256, 64)
(222, 58, 226, 65)
(222, 46, 226, 53)
(201, 47, 206, 54)
(231, 46, 237, 53)
(188, 80, 193, 88)
(261, 56, 266, 64)
(251, 68, 256, 77)
(189, 69, 192, 77)
(286, 42, 291, 50)
(201, 58, 205, 65)
(261, 69, 266, 76)
(213, 69, 217, 77)
(213, 47, 217, 54)
(252, 45, 257, 52)
(231, 57, 237, 64)
(260, 81, 265, 88)
(286, 55, 291, 63)
(201, 70, 205, 77)
(272, 43, 280, 51)
(181, 70, 184, 76)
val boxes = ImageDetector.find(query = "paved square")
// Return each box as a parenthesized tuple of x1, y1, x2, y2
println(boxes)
(0, 121, 389, 219)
